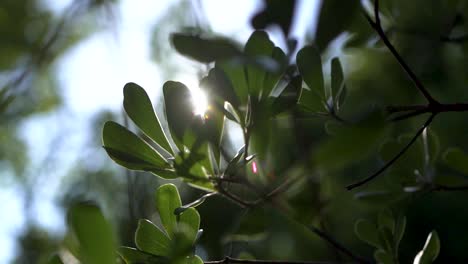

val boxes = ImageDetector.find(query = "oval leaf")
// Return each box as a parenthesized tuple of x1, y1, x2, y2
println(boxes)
(102, 121, 172, 175)
(156, 184, 182, 239)
(171, 33, 241, 63)
(135, 219, 171, 256)
(124, 82, 174, 155)
(216, 61, 249, 105)
(178, 208, 201, 245)
(244, 30, 275, 98)
(298, 87, 326, 113)
(163, 81, 196, 151)
(118, 247, 168, 264)
(296, 45, 324, 99)
(331, 57, 346, 111)
(414, 230, 440, 264)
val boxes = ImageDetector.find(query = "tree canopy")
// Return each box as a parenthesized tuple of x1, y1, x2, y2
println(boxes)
(3, 0, 468, 263)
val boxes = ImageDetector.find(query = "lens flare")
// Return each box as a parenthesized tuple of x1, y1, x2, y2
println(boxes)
(191, 88, 208, 116)
(176, 75, 209, 116)
(252, 161, 258, 174)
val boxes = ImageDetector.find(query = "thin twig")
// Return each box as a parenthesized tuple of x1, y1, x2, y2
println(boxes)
(308, 226, 372, 264)
(204, 256, 354, 264)
(388, 103, 468, 121)
(390, 108, 430, 121)
(432, 184, 468, 191)
(347, 114, 436, 190)
(363, 0, 438, 104)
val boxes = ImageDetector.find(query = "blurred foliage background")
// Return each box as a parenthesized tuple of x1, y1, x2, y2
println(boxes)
(2, 0, 468, 263)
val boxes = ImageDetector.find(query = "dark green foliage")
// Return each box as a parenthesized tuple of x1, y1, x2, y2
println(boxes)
(171, 33, 241, 63)
(9, 1, 468, 263)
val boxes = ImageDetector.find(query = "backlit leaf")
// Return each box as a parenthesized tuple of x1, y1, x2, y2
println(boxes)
(123, 82, 174, 155)
(156, 184, 182, 239)
(135, 219, 171, 256)
(296, 45, 324, 99)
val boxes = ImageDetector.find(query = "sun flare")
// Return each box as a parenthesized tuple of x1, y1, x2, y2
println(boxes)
(176, 75, 209, 117)
(191, 88, 209, 117)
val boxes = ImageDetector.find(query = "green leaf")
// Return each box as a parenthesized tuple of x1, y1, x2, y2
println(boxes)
(272, 75, 302, 115)
(394, 215, 406, 251)
(135, 219, 171, 256)
(224, 145, 246, 175)
(296, 45, 324, 99)
(414, 230, 440, 264)
(47, 254, 64, 264)
(297, 87, 326, 113)
(118, 247, 168, 264)
(68, 203, 116, 264)
(156, 184, 182, 239)
(184, 255, 204, 264)
(200, 67, 239, 107)
(374, 249, 394, 264)
(223, 101, 242, 124)
(355, 219, 381, 248)
(330, 57, 343, 99)
(179, 208, 201, 245)
(216, 61, 249, 105)
(443, 147, 468, 175)
(335, 82, 347, 111)
(171, 33, 241, 63)
(331, 57, 346, 111)
(244, 30, 275, 98)
(123, 82, 174, 155)
(163, 81, 196, 151)
(251, 0, 296, 36)
(102, 121, 173, 175)
(263, 47, 287, 97)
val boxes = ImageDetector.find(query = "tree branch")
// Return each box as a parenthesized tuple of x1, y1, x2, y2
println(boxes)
(432, 184, 468, 191)
(347, 114, 436, 190)
(204, 256, 355, 264)
(307, 226, 372, 264)
(387, 103, 468, 121)
(363, 0, 438, 104)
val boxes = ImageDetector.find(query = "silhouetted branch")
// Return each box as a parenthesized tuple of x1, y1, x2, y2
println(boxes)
(432, 184, 468, 191)
(215, 175, 368, 263)
(347, 114, 436, 190)
(307, 226, 372, 264)
(387, 103, 468, 121)
(204, 257, 354, 264)
(363, 0, 438, 104)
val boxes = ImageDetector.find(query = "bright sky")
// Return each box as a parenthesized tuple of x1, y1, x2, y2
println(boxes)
(1, 0, 319, 262)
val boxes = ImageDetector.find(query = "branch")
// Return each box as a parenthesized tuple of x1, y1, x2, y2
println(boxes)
(363, 0, 438, 104)
(388, 103, 468, 121)
(432, 184, 468, 191)
(204, 257, 354, 264)
(215, 177, 369, 263)
(307, 226, 372, 264)
(346, 114, 436, 190)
